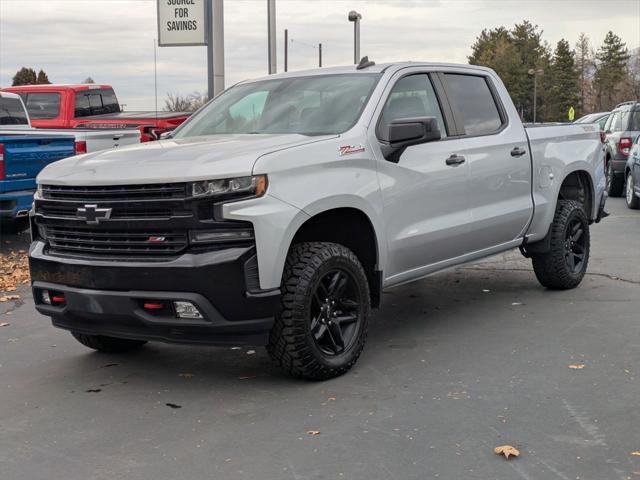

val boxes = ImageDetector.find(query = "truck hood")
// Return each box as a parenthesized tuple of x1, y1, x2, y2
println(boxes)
(37, 134, 333, 185)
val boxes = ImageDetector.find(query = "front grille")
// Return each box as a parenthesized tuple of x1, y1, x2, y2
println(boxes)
(45, 227, 188, 256)
(41, 183, 187, 201)
(38, 203, 178, 220)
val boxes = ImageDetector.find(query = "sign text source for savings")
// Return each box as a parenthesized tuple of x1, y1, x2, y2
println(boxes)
(157, 0, 206, 46)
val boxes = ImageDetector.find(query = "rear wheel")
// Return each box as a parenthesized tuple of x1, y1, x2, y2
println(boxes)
(531, 200, 590, 290)
(626, 172, 640, 209)
(267, 242, 370, 380)
(606, 161, 624, 197)
(71, 332, 147, 353)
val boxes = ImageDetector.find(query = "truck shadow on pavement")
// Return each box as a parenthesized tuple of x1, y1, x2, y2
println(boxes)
(37, 264, 582, 396)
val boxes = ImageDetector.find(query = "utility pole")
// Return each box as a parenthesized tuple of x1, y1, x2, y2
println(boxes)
(528, 68, 544, 123)
(318, 43, 322, 68)
(284, 28, 288, 72)
(348, 10, 362, 64)
(206, 0, 225, 99)
(267, 0, 277, 74)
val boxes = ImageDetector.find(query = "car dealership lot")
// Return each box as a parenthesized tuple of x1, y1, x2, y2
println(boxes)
(1, 197, 639, 480)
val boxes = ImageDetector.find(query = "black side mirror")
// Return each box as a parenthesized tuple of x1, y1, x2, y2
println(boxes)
(381, 116, 441, 163)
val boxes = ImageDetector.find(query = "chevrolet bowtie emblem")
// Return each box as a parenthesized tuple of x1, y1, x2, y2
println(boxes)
(76, 204, 112, 225)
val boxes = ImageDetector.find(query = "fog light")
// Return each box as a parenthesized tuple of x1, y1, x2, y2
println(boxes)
(41, 290, 51, 305)
(174, 301, 203, 319)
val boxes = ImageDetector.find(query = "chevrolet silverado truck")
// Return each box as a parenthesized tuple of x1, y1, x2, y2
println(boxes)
(1, 84, 190, 142)
(0, 91, 140, 154)
(29, 61, 607, 380)
(0, 133, 75, 232)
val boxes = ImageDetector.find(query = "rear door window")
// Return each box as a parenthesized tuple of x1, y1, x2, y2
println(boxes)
(19, 93, 60, 119)
(74, 88, 120, 117)
(0, 97, 29, 125)
(377, 74, 447, 141)
(629, 111, 640, 131)
(443, 73, 504, 136)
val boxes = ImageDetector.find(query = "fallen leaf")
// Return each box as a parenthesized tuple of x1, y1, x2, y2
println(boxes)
(85, 389, 102, 393)
(178, 373, 194, 378)
(327, 397, 336, 401)
(0, 295, 20, 302)
(100, 363, 119, 368)
(494, 445, 520, 460)
(569, 364, 586, 369)
(632, 451, 640, 456)
(0, 322, 9, 327)
(166, 403, 182, 409)
(307, 430, 321, 436)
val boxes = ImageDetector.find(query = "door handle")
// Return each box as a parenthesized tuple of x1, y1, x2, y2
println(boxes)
(511, 146, 527, 157)
(445, 154, 466, 166)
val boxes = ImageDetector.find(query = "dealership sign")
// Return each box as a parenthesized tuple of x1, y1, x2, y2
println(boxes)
(157, 0, 207, 46)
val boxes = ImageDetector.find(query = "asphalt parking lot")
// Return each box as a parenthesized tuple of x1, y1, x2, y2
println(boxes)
(1, 197, 639, 480)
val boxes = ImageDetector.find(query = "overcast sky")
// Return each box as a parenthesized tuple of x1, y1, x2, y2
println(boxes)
(1, 0, 638, 110)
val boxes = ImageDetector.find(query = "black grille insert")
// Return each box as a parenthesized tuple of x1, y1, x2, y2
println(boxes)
(38, 203, 178, 220)
(45, 227, 188, 256)
(41, 183, 186, 201)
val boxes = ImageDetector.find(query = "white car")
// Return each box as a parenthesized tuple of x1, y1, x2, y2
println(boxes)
(29, 60, 607, 379)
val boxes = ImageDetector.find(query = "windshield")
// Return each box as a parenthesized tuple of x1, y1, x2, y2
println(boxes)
(173, 73, 380, 138)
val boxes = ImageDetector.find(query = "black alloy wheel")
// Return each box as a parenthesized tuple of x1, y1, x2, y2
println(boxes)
(309, 268, 362, 357)
(564, 217, 587, 274)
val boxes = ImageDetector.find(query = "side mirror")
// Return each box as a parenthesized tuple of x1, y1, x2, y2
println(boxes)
(381, 116, 441, 163)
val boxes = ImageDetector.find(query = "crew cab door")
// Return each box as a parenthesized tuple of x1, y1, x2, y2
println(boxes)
(439, 72, 533, 249)
(371, 71, 473, 282)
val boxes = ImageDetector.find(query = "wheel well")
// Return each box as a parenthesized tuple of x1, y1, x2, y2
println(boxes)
(290, 208, 381, 307)
(559, 171, 593, 220)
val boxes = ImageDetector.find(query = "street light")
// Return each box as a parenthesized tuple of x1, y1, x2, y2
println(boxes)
(348, 10, 362, 64)
(528, 68, 544, 123)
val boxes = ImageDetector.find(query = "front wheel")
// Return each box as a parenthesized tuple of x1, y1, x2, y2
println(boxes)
(626, 172, 640, 209)
(531, 200, 590, 290)
(267, 242, 370, 380)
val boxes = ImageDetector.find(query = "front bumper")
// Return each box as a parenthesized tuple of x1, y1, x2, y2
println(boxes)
(29, 241, 279, 346)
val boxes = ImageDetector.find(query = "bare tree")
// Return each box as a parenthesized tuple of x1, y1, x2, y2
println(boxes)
(82, 77, 95, 84)
(164, 91, 208, 112)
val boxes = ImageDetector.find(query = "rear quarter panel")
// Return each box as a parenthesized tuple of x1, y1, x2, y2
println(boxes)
(525, 123, 605, 242)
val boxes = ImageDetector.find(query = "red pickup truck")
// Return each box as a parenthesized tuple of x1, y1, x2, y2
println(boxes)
(1, 84, 191, 142)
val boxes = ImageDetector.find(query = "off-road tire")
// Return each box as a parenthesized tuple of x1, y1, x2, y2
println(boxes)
(626, 172, 640, 209)
(267, 242, 370, 380)
(531, 200, 590, 290)
(71, 332, 147, 353)
(607, 161, 624, 197)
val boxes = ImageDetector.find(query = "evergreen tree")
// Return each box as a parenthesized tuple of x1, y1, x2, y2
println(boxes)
(594, 31, 630, 110)
(82, 77, 95, 84)
(575, 33, 595, 115)
(549, 39, 579, 121)
(12, 67, 37, 86)
(36, 69, 51, 84)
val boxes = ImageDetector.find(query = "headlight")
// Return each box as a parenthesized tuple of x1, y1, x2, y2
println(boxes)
(189, 175, 267, 199)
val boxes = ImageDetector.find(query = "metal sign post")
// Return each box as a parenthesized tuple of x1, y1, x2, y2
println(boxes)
(157, 0, 224, 100)
(268, 0, 277, 74)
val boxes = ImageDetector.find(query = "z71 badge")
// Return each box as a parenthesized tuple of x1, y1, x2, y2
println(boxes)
(339, 145, 365, 156)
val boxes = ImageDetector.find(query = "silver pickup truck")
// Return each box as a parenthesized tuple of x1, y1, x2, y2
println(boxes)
(29, 61, 607, 380)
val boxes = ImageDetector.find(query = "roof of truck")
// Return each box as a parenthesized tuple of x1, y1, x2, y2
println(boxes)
(2, 84, 113, 92)
(242, 61, 495, 84)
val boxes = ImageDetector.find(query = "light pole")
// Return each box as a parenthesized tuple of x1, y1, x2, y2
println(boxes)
(268, 0, 277, 74)
(348, 10, 362, 64)
(528, 68, 544, 123)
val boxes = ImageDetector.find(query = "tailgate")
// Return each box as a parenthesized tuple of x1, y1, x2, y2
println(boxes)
(0, 135, 75, 187)
(81, 129, 141, 152)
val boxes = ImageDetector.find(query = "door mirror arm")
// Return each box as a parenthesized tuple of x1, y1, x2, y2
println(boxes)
(380, 116, 441, 163)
